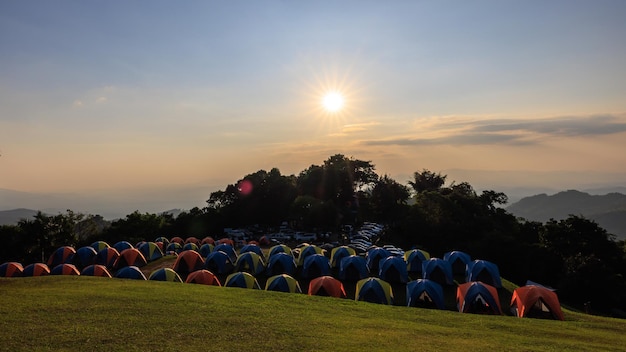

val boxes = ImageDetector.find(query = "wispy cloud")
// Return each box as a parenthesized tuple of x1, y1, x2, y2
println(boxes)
(361, 114, 626, 146)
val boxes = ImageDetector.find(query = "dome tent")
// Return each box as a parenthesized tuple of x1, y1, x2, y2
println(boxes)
(95, 247, 120, 269)
(355, 277, 393, 305)
(114, 265, 146, 280)
(338, 255, 369, 282)
(224, 272, 260, 289)
(265, 274, 302, 293)
(456, 281, 502, 315)
(112, 241, 133, 253)
(213, 244, 237, 263)
(47, 246, 76, 268)
(406, 279, 445, 310)
(266, 252, 297, 276)
(81, 264, 112, 278)
(443, 250, 472, 276)
(73, 246, 97, 270)
(51, 263, 80, 276)
(308, 276, 346, 298)
(234, 252, 265, 276)
(22, 263, 50, 277)
(422, 258, 454, 286)
(149, 268, 183, 283)
(173, 250, 205, 280)
(466, 260, 502, 288)
(366, 247, 391, 273)
(185, 269, 221, 286)
(114, 248, 147, 270)
(404, 249, 430, 273)
(330, 246, 356, 268)
(90, 241, 110, 252)
(379, 256, 409, 284)
(138, 242, 164, 262)
(301, 254, 331, 280)
(510, 285, 564, 320)
(268, 244, 292, 258)
(204, 251, 234, 275)
(0, 262, 23, 277)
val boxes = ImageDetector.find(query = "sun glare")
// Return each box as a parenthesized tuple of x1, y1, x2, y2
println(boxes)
(322, 91, 345, 113)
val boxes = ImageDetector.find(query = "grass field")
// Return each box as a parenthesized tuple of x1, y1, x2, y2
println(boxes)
(2, 276, 626, 352)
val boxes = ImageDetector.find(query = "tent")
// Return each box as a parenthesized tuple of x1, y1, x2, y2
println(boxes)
(266, 252, 297, 276)
(308, 276, 346, 298)
(366, 247, 392, 273)
(51, 263, 80, 276)
(112, 241, 133, 253)
(404, 249, 430, 273)
(22, 263, 50, 277)
(422, 258, 454, 286)
(240, 244, 265, 260)
(224, 272, 260, 289)
(73, 246, 97, 270)
(234, 252, 265, 276)
(81, 264, 112, 278)
(204, 251, 234, 275)
(379, 256, 409, 284)
(95, 247, 120, 269)
(166, 242, 183, 254)
(183, 243, 199, 252)
(511, 285, 564, 320)
(173, 250, 205, 280)
(185, 269, 221, 286)
(185, 237, 200, 246)
(114, 265, 147, 280)
(0, 262, 23, 277)
(265, 274, 302, 293)
(199, 243, 214, 258)
(443, 250, 472, 275)
(218, 238, 235, 246)
(90, 241, 110, 252)
(457, 282, 502, 315)
(213, 244, 237, 263)
(297, 245, 324, 266)
(258, 235, 270, 246)
(406, 279, 445, 310)
(154, 236, 170, 246)
(466, 260, 502, 288)
(138, 242, 164, 262)
(268, 244, 292, 258)
(338, 255, 369, 282)
(149, 268, 183, 283)
(355, 277, 393, 305)
(113, 248, 148, 270)
(330, 246, 356, 268)
(47, 246, 76, 268)
(301, 254, 331, 280)
(201, 236, 215, 246)
(170, 236, 185, 245)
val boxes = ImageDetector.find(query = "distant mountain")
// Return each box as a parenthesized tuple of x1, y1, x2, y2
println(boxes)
(0, 208, 40, 225)
(506, 190, 626, 239)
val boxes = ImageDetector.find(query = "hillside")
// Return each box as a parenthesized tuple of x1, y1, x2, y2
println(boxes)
(0, 208, 39, 225)
(506, 190, 626, 239)
(2, 276, 626, 351)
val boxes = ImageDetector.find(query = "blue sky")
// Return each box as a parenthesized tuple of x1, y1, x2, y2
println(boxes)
(1, 1, 626, 215)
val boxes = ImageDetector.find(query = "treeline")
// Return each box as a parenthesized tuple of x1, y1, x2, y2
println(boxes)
(1, 154, 625, 314)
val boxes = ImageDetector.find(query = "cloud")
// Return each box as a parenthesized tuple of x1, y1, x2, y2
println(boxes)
(361, 114, 626, 147)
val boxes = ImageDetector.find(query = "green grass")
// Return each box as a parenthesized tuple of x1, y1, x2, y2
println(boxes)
(2, 277, 626, 351)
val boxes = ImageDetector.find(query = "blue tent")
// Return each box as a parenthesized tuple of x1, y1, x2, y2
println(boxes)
(166, 242, 183, 254)
(301, 254, 331, 280)
(112, 241, 133, 253)
(366, 247, 391, 272)
(224, 272, 261, 289)
(233, 252, 265, 276)
(355, 278, 393, 305)
(338, 255, 369, 282)
(266, 252, 297, 276)
(268, 244, 292, 258)
(443, 250, 472, 275)
(138, 242, 164, 262)
(265, 274, 302, 293)
(240, 244, 264, 260)
(199, 243, 214, 257)
(404, 249, 430, 273)
(457, 281, 502, 315)
(149, 267, 183, 282)
(95, 247, 119, 269)
(297, 245, 323, 266)
(379, 256, 409, 284)
(466, 260, 502, 288)
(330, 246, 356, 268)
(406, 279, 445, 309)
(73, 246, 97, 270)
(422, 258, 454, 286)
(114, 265, 146, 280)
(213, 244, 237, 263)
(204, 251, 234, 275)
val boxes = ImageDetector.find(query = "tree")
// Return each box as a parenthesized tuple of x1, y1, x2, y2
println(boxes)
(409, 169, 447, 194)
(369, 175, 410, 223)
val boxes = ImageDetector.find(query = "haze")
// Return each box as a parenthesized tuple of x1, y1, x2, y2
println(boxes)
(1, 1, 625, 217)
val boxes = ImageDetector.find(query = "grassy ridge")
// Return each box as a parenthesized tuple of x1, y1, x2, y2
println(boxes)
(2, 277, 626, 351)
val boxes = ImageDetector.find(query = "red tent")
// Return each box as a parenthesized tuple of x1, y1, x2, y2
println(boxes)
(308, 276, 347, 298)
(173, 250, 204, 280)
(114, 248, 147, 270)
(511, 285, 564, 320)
(185, 269, 222, 286)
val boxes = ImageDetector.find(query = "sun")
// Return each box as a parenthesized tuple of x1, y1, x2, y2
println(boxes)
(322, 91, 345, 113)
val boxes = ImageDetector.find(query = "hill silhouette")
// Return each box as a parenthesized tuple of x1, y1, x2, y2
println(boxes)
(507, 190, 626, 239)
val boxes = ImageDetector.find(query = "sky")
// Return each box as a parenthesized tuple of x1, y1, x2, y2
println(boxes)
(1, 1, 626, 216)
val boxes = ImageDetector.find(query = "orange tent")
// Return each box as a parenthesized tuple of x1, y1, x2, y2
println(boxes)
(173, 250, 205, 280)
(510, 285, 564, 320)
(308, 276, 346, 298)
(114, 248, 147, 270)
(186, 269, 222, 286)
(456, 281, 502, 315)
